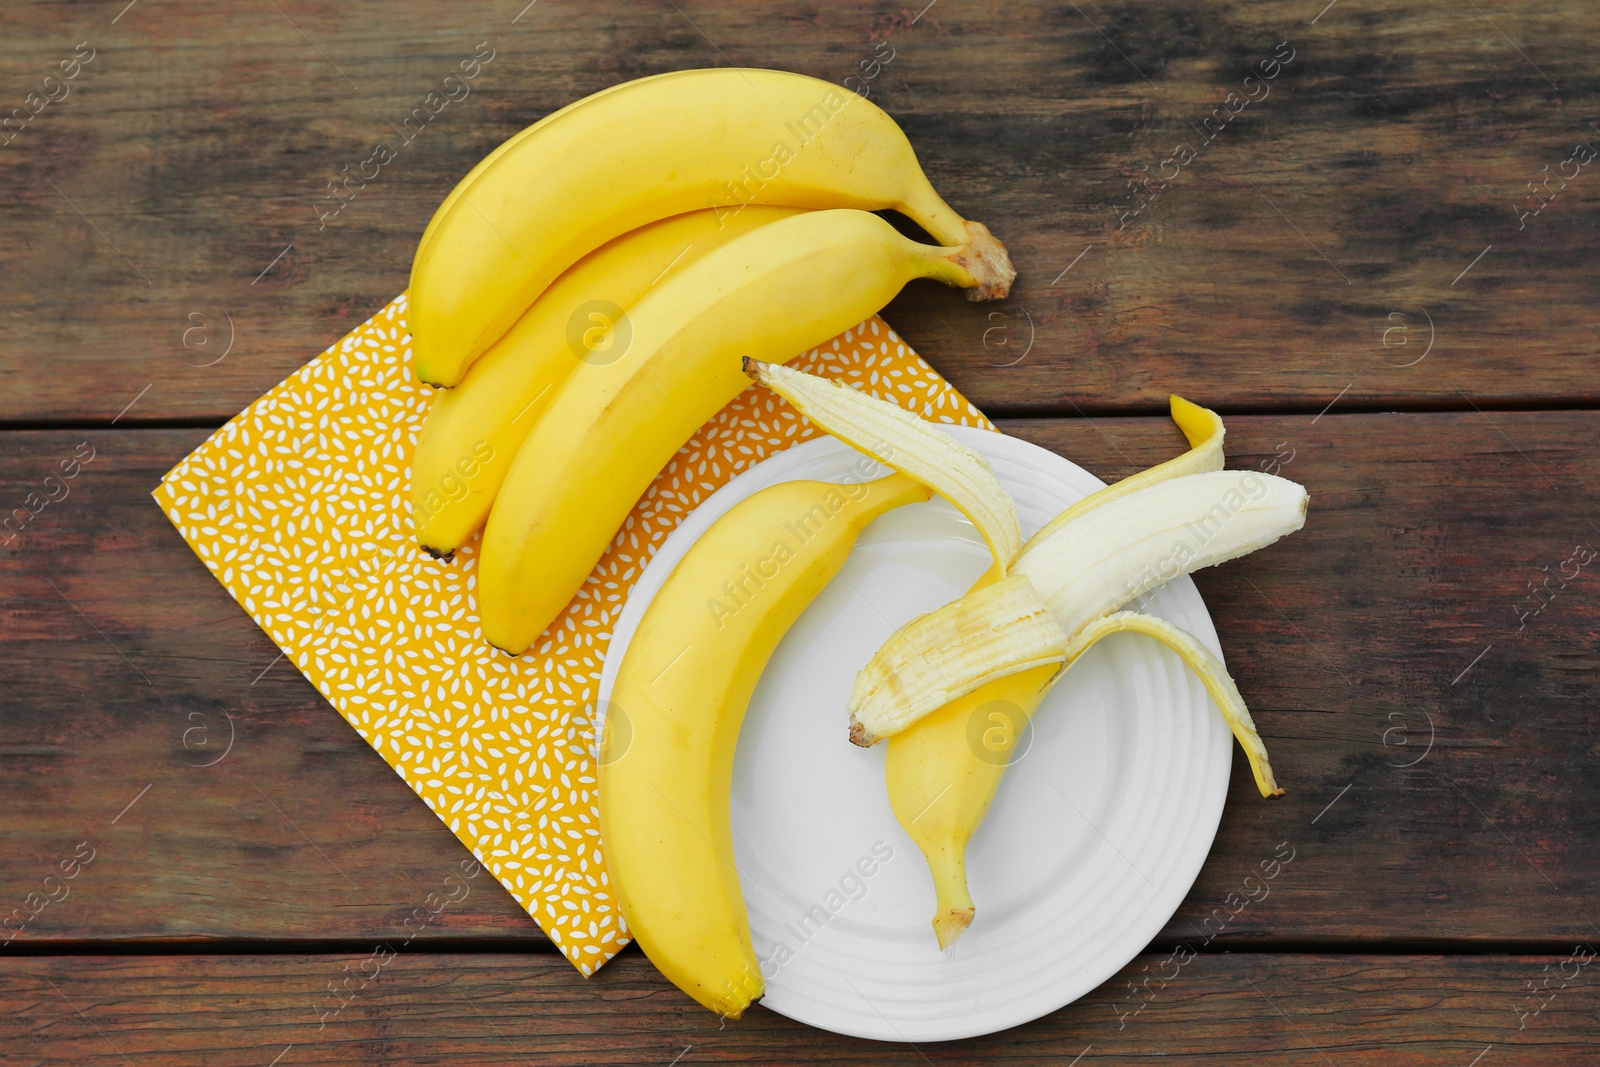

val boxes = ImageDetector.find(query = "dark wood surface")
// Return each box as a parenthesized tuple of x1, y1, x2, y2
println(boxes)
(2, 0, 1598, 423)
(2, 0, 1596, 1061)
(4, 952, 1597, 1065)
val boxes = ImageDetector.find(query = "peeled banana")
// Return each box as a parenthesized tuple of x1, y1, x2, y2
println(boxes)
(736, 367, 1305, 948)
(600, 472, 932, 1017)
(882, 400, 1233, 948)
(411, 205, 800, 555)
(409, 67, 1015, 386)
(477, 208, 1010, 655)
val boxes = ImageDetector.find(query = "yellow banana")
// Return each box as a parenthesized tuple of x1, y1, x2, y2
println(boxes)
(412, 73, 672, 266)
(411, 205, 800, 556)
(409, 67, 1015, 386)
(600, 472, 933, 1017)
(478, 208, 1006, 655)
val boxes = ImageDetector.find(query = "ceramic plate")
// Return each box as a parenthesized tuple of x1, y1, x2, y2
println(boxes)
(596, 428, 1231, 1042)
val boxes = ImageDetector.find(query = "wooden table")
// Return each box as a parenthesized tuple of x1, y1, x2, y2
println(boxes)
(3, 1, 1596, 1062)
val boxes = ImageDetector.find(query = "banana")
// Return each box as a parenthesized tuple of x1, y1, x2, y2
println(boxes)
(409, 67, 1015, 386)
(411, 206, 801, 556)
(477, 208, 1007, 655)
(731, 369, 1303, 946)
(865, 471, 1300, 949)
(600, 472, 933, 1017)
(881, 401, 1233, 949)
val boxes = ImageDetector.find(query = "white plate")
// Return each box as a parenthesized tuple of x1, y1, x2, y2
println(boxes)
(596, 428, 1231, 1042)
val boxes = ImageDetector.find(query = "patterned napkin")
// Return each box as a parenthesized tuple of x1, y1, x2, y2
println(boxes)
(155, 293, 992, 973)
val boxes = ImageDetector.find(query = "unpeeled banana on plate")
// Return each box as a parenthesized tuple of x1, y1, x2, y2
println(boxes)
(403, 66, 1307, 1018)
(599, 473, 932, 1017)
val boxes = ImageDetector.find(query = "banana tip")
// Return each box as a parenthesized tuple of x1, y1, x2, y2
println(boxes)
(742, 356, 780, 387)
(934, 907, 974, 951)
(847, 720, 873, 748)
(419, 543, 454, 562)
(710, 989, 761, 1020)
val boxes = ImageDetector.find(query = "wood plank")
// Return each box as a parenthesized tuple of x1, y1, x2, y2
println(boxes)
(0, 426, 543, 945)
(2, 1, 1599, 422)
(2, 951, 1595, 1064)
(0, 412, 1595, 947)
(1001, 410, 1600, 950)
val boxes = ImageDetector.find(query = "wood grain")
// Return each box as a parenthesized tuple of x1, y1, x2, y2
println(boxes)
(2, 951, 1595, 1064)
(1, 412, 1594, 948)
(1, 1, 1597, 423)
(3, 2, 1597, 1054)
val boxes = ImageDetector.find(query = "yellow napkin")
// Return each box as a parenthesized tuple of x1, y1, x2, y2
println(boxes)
(155, 293, 993, 973)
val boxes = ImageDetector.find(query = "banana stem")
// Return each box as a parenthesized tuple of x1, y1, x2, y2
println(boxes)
(897, 183, 979, 250)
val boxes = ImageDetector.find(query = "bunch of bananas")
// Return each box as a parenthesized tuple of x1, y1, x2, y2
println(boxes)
(408, 67, 1015, 656)
(407, 67, 1308, 1023)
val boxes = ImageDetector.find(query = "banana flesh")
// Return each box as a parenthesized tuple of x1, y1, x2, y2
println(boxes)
(477, 208, 996, 656)
(1020, 394, 1225, 553)
(600, 473, 933, 1017)
(1014, 470, 1308, 638)
(411, 206, 800, 556)
(409, 68, 1015, 386)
